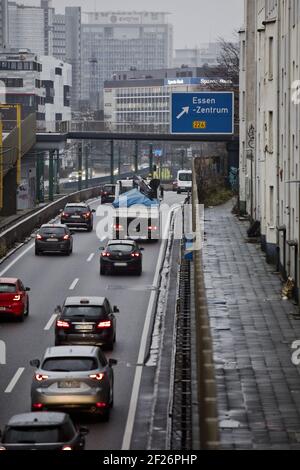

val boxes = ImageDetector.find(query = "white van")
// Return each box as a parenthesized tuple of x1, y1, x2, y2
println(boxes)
(176, 170, 192, 193)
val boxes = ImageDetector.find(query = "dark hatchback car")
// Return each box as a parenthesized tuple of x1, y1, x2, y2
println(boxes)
(35, 225, 73, 256)
(100, 240, 144, 276)
(60, 203, 95, 232)
(55, 297, 118, 350)
(0, 412, 88, 451)
(101, 184, 116, 204)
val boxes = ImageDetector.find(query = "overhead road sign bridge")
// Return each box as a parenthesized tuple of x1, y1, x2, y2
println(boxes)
(171, 92, 234, 135)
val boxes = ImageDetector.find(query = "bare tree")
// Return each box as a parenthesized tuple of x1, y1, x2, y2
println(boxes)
(217, 33, 240, 83)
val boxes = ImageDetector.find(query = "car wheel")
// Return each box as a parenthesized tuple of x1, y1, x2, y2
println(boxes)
(136, 266, 142, 276)
(100, 265, 106, 275)
(16, 311, 24, 323)
(101, 408, 110, 422)
(24, 300, 29, 317)
(54, 339, 61, 346)
(35, 247, 40, 256)
(87, 224, 93, 232)
(106, 340, 114, 351)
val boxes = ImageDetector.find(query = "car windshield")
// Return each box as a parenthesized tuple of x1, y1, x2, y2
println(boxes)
(108, 244, 134, 253)
(104, 186, 115, 193)
(179, 173, 192, 182)
(3, 426, 61, 444)
(62, 306, 105, 318)
(0, 283, 17, 293)
(64, 206, 87, 214)
(40, 227, 66, 236)
(42, 357, 97, 372)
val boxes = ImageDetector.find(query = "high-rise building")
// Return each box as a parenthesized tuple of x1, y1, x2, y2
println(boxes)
(0, 0, 9, 49)
(53, 13, 66, 61)
(81, 11, 173, 110)
(8, 1, 54, 56)
(173, 43, 222, 68)
(53, 7, 81, 110)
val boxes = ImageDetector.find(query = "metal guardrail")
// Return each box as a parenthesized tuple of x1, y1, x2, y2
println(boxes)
(0, 185, 102, 257)
(192, 160, 219, 449)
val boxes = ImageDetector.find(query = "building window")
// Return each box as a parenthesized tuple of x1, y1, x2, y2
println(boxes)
(268, 37, 274, 80)
(55, 67, 62, 75)
(270, 186, 274, 226)
(268, 111, 273, 152)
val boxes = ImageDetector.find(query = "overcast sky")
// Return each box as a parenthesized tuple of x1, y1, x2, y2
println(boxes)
(23, 0, 244, 48)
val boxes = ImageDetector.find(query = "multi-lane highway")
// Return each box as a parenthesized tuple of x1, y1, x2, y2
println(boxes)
(0, 192, 182, 450)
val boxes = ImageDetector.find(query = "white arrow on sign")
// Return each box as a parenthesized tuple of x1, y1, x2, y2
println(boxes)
(176, 106, 189, 120)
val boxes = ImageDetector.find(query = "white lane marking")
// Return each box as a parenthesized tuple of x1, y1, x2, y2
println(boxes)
(121, 209, 174, 450)
(5, 368, 25, 393)
(69, 278, 79, 290)
(44, 314, 58, 331)
(0, 244, 34, 277)
(87, 253, 95, 262)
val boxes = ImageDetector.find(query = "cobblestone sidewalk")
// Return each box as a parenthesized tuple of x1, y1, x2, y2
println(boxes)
(203, 200, 300, 449)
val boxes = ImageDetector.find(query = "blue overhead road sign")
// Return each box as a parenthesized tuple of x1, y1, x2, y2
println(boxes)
(171, 92, 234, 135)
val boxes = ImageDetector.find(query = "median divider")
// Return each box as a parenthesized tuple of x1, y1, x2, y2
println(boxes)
(192, 160, 220, 449)
(0, 186, 102, 257)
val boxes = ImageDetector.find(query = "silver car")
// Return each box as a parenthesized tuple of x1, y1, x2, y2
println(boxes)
(30, 346, 117, 421)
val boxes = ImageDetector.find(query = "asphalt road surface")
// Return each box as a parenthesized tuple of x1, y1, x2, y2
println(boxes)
(0, 191, 183, 450)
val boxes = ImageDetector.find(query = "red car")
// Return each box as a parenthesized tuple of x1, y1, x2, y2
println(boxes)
(0, 278, 30, 322)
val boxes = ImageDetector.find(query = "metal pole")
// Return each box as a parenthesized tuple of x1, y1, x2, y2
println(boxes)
(110, 140, 114, 184)
(134, 140, 138, 174)
(78, 142, 82, 192)
(85, 142, 89, 189)
(0, 119, 3, 209)
(118, 145, 121, 176)
(36, 152, 45, 203)
(182, 149, 185, 169)
(149, 143, 153, 175)
(16, 104, 22, 186)
(49, 150, 54, 202)
(56, 150, 60, 195)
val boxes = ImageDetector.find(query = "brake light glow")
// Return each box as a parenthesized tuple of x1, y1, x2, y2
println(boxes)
(13, 295, 21, 301)
(0, 447, 6, 451)
(89, 373, 105, 381)
(56, 320, 70, 329)
(62, 212, 69, 217)
(62, 446, 73, 451)
(96, 402, 107, 408)
(83, 212, 91, 218)
(113, 224, 123, 231)
(63, 234, 70, 240)
(36, 234, 43, 240)
(97, 320, 112, 329)
(101, 251, 111, 257)
(32, 403, 43, 409)
(131, 253, 140, 258)
(148, 226, 158, 231)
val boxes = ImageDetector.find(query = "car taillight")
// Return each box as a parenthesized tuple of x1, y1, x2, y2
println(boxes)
(13, 295, 21, 301)
(101, 251, 110, 257)
(148, 226, 158, 231)
(113, 224, 123, 231)
(89, 373, 105, 381)
(96, 402, 107, 408)
(35, 374, 49, 382)
(83, 212, 91, 218)
(32, 403, 43, 409)
(62, 212, 69, 217)
(131, 252, 140, 258)
(103, 192, 108, 195)
(97, 320, 112, 329)
(36, 234, 43, 240)
(62, 446, 73, 451)
(56, 320, 70, 329)
(63, 234, 70, 240)
(0, 447, 6, 451)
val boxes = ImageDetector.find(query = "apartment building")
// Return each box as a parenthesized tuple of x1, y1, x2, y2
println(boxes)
(240, 0, 300, 297)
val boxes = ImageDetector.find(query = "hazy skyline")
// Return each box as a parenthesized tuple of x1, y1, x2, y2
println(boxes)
(22, 0, 244, 48)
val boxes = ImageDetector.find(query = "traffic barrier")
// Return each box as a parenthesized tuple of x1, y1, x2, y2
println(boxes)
(192, 160, 220, 449)
(0, 185, 102, 256)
